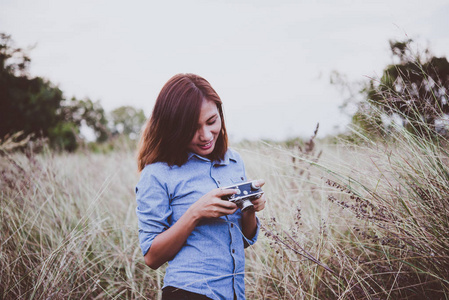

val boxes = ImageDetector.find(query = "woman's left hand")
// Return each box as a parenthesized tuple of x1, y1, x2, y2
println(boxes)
(250, 179, 266, 212)
(241, 179, 266, 239)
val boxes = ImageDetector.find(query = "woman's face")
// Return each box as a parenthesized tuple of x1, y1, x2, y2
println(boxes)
(187, 99, 222, 157)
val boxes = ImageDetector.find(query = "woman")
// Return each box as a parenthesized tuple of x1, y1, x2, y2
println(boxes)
(135, 73, 266, 300)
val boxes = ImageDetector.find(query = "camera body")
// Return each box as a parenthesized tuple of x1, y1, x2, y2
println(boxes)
(221, 181, 263, 212)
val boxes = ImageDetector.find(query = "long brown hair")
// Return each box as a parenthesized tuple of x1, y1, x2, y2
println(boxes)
(137, 74, 228, 171)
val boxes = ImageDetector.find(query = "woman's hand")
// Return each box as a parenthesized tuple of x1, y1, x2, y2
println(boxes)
(187, 188, 239, 220)
(250, 179, 267, 212)
(241, 179, 266, 240)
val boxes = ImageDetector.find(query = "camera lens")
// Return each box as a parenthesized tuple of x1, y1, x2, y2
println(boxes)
(241, 200, 254, 212)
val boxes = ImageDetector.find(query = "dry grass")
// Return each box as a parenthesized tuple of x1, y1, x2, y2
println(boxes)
(1, 127, 449, 298)
(1, 147, 161, 299)
(239, 125, 449, 299)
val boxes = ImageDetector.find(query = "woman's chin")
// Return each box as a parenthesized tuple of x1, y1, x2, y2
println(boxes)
(193, 143, 215, 156)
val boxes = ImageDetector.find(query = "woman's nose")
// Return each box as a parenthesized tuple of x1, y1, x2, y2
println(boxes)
(198, 127, 212, 142)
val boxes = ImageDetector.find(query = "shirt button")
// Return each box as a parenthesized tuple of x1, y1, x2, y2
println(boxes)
(232, 249, 235, 253)
(217, 181, 221, 185)
(231, 223, 234, 228)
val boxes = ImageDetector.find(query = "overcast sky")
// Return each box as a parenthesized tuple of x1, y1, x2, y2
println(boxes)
(1, 0, 448, 141)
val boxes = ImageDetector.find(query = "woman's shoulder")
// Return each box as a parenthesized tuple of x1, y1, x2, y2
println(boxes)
(140, 161, 173, 180)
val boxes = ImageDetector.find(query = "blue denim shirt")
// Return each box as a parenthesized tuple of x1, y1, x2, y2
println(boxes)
(135, 148, 259, 300)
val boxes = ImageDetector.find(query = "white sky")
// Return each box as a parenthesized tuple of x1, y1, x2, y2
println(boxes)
(1, 0, 448, 141)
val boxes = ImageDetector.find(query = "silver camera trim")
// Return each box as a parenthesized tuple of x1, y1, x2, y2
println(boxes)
(221, 181, 264, 205)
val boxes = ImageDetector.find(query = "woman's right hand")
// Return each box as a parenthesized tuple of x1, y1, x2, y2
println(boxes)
(187, 188, 239, 220)
(145, 187, 238, 269)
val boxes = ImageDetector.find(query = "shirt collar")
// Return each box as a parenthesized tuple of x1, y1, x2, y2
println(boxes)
(187, 149, 236, 166)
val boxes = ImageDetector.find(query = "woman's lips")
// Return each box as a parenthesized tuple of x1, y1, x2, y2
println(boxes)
(199, 140, 213, 150)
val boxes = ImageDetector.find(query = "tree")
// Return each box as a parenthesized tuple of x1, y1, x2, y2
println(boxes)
(0, 33, 110, 151)
(60, 97, 110, 142)
(361, 39, 449, 137)
(109, 106, 146, 140)
(0, 34, 63, 140)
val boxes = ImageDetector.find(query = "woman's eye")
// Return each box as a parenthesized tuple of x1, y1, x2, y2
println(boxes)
(207, 119, 217, 125)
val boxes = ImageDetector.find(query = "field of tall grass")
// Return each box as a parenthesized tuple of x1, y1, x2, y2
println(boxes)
(1, 120, 449, 299)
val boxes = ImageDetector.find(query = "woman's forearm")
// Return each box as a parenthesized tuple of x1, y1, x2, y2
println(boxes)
(144, 188, 239, 269)
(144, 209, 200, 269)
(241, 209, 257, 240)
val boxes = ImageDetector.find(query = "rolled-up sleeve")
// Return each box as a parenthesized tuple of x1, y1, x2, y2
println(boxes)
(136, 165, 172, 256)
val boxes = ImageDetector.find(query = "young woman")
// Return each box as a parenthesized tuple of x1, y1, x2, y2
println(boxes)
(135, 73, 266, 300)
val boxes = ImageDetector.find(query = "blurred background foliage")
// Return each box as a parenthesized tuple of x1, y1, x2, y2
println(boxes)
(332, 38, 449, 142)
(2, 31, 449, 153)
(0, 33, 146, 152)
(109, 105, 146, 140)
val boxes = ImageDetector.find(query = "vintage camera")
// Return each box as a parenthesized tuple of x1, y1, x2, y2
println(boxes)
(221, 181, 263, 212)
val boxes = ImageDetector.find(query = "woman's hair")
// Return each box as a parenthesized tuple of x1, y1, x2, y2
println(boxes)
(137, 73, 228, 171)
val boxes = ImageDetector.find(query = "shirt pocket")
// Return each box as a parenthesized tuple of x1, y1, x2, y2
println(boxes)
(230, 176, 246, 184)
(221, 176, 246, 189)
